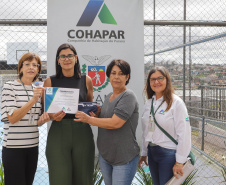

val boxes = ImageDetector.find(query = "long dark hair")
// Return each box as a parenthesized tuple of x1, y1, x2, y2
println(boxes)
(55, 43, 81, 78)
(145, 66, 174, 111)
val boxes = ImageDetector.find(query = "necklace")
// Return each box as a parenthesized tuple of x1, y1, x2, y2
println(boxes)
(20, 79, 37, 124)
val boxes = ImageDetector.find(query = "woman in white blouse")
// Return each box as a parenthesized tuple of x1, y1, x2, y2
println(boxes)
(1, 52, 50, 185)
(138, 66, 191, 185)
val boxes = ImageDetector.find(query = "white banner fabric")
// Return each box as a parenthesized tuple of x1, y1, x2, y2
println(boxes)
(48, 0, 144, 152)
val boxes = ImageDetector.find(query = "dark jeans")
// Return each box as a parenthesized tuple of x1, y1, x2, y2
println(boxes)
(2, 146, 38, 185)
(147, 145, 176, 185)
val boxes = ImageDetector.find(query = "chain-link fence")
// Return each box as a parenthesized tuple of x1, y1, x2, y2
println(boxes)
(0, 0, 226, 184)
(144, 0, 226, 184)
(0, 0, 48, 184)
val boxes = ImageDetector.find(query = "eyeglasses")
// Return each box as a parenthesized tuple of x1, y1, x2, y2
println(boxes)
(23, 62, 40, 68)
(58, 54, 76, 61)
(150, 76, 165, 83)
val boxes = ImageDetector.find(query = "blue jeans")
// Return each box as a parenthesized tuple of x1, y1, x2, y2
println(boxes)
(99, 154, 139, 185)
(147, 145, 176, 185)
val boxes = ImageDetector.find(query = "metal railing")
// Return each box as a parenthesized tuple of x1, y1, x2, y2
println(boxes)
(190, 116, 226, 169)
(0, 0, 226, 184)
(186, 85, 226, 122)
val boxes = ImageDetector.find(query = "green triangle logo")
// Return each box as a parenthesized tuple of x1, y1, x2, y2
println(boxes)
(98, 4, 117, 25)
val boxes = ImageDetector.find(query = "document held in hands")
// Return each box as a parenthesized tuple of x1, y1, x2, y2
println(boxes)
(44, 87, 80, 114)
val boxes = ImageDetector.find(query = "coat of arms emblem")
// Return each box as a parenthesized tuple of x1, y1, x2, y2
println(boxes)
(82, 55, 111, 91)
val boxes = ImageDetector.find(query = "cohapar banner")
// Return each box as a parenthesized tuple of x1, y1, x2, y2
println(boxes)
(48, 0, 144, 146)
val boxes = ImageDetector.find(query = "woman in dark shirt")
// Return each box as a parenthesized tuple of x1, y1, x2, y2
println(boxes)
(43, 43, 94, 185)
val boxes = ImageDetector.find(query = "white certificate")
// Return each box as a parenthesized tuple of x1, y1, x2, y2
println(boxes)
(44, 87, 80, 114)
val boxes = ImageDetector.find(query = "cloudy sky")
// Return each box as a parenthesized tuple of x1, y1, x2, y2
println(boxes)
(143, 0, 226, 65)
(0, 0, 226, 64)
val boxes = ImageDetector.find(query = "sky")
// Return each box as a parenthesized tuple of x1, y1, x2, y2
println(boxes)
(144, 0, 226, 21)
(143, 0, 226, 65)
(0, 0, 226, 64)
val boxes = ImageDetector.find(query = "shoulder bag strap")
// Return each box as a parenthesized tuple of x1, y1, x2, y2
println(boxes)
(151, 98, 178, 145)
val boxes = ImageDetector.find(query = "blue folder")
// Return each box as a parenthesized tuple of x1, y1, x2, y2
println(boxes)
(78, 102, 98, 115)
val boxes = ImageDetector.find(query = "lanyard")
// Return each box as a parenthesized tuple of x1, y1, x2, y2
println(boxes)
(20, 79, 37, 116)
(150, 98, 165, 117)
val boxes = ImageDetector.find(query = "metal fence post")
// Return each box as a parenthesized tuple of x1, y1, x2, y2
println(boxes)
(219, 89, 221, 120)
(201, 115, 205, 151)
(183, 0, 186, 102)
(201, 86, 204, 116)
(153, 0, 156, 66)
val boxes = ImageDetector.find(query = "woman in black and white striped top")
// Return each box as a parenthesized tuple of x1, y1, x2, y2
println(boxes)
(1, 52, 50, 185)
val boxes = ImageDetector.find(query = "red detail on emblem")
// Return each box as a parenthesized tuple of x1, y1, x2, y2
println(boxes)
(88, 71, 105, 87)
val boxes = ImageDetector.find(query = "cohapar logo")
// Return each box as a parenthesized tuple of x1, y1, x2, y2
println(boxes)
(68, 0, 125, 41)
(77, 0, 117, 26)
(67, 0, 126, 93)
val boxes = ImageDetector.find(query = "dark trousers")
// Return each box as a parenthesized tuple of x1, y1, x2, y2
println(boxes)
(147, 145, 176, 185)
(46, 120, 95, 185)
(2, 146, 38, 185)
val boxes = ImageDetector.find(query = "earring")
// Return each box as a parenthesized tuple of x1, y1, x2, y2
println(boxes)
(58, 63, 60, 65)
